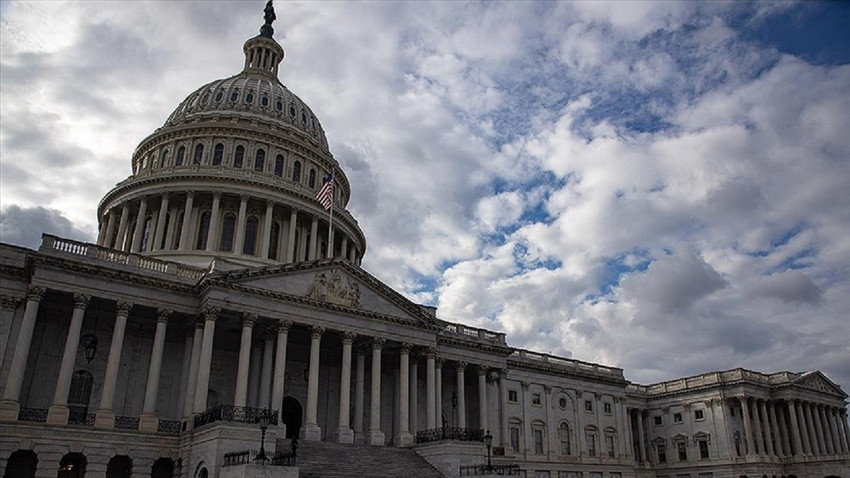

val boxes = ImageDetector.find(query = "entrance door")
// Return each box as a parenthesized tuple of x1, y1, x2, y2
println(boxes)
(281, 396, 303, 439)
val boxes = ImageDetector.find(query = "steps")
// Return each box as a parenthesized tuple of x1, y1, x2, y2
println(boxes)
(292, 440, 445, 478)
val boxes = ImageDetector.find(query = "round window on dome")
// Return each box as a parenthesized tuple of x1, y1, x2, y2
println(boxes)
(559, 397, 567, 409)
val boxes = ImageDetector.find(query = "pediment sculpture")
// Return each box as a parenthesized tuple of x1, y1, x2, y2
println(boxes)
(307, 268, 361, 308)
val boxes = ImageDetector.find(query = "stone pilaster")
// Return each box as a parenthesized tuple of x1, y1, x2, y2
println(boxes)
(47, 293, 90, 425)
(302, 325, 325, 441)
(139, 308, 171, 432)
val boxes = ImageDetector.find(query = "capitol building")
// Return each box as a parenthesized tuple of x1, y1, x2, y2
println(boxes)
(1, 4, 848, 478)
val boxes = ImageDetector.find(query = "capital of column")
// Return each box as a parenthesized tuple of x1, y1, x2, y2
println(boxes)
(193, 315, 206, 329)
(73, 293, 91, 310)
(399, 342, 413, 355)
(355, 343, 369, 356)
(116, 300, 134, 315)
(240, 194, 249, 202)
(310, 325, 326, 339)
(498, 369, 508, 380)
(160, 192, 170, 201)
(213, 191, 223, 199)
(156, 308, 172, 323)
(543, 384, 553, 395)
(436, 357, 445, 368)
(0, 295, 21, 310)
(477, 365, 489, 376)
(425, 346, 437, 358)
(266, 199, 276, 208)
(372, 337, 386, 350)
(278, 320, 293, 333)
(186, 190, 195, 199)
(201, 306, 220, 322)
(26, 285, 46, 302)
(242, 313, 258, 328)
(341, 331, 357, 345)
(456, 361, 467, 372)
(521, 381, 530, 390)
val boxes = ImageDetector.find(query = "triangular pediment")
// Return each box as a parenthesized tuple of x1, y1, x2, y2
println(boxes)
(791, 371, 847, 398)
(204, 259, 438, 329)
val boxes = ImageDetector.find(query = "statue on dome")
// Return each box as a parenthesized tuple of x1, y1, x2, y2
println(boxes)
(260, 0, 276, 38)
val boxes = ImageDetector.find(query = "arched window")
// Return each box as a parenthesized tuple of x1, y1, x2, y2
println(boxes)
(234, 146, 245, 168)
(196, 211, 211, 250)
(274, 155, 284, 177)
(219, 213, 236, 252)
(245, 92, 254, 104)
(215, 91, 223, 102)
(212, 143, 224, 165)
(254, 149, 266, 172)
(261, 96, 269, 107)
(292, 160, 301, 182)
(276, 100, 283, 111)
(58, 453, 87, 478)
(289, 104, 296, 116)
(585, 426, 597, 457)
(151, 458, 174, 478)
(140, 217, 153, 252)
(193, 144, 204, 164)
(160, 148, 169, 167)
(4, 450, 38, 478)
(559, 422, 571, 455)
(269, 221, 280, 260)
(106, 455, 132, 478)
(230, 90, 239, 102)
(243, 217, 259, 255)
(176, 146, 185, 166)
(308, 169, 316, 188)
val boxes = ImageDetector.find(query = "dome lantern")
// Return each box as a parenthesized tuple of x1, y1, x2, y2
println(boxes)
(243, 0, 284, 78)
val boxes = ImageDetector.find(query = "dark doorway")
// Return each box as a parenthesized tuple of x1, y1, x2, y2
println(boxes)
(151, 458, 174, 478)
(4, 450, 37, 478)
(106, 456, 132, 478)
(281, 396, 303, 439)
(58, 453, 86, 478)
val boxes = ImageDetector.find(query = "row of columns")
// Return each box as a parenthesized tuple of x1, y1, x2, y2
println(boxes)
(97, 192, 361, 264)
(739, 395, 850, 458)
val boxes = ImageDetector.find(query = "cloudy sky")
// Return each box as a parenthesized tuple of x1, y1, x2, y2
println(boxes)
(2, 1, 849, 388)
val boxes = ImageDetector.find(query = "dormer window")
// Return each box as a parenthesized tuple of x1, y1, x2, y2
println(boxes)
(289, 104, 296, 116)
(230, 90, 239, 102)
(261, 96, 269, 107)
(276, 101, 283, 111)
(215, 91, 224, 102)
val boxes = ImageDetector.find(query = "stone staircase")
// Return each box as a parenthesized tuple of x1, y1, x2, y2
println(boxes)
(291, 440, 446, 478)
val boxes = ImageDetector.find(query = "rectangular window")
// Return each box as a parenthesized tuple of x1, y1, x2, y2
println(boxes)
(534, 429, 544, 454)
(677, 442, 687, 461)
(657, 444, 667, 463)
(586, 433, 596, 457)
(604, 402, 612, 414)
(673, 412, 683, 423)
(653, 415, 663, 426)
(510, 427, 520, 451)
(699, 440, 709, 459)
(508, 390, 518, 403)
(584, 400, 593, 412)
(729, 406, 736, 417)
(694, 409, 705, 421)
(532, 393, 542, 406)
(606, 435, 615, 457)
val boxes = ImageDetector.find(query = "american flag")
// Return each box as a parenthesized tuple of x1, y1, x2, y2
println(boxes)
(316, 172, 334, 210)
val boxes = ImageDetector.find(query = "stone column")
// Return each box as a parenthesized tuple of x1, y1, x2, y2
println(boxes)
(340, 236, 348, 261)
(101, 211, 117, 247)
(834, 408, 848, 453)
(336, 331, 356, 444)
(183, 317, 204, 418)
(302, 325, 324, 441)
(176, 325, 193, 418)
(259, 329, 275, 408)
(152, 193, 170, 251)
(752, 399, 765, 455)
(435, 357, 444, 429)
(115, 203, 131, 250)
(286, 208, 298, 262)
(368, 337, 386, 445)
(768, 401, 783, 456)
(139, 309, 170, 433)
(828, 407, 842, 454)
(410, 356, 419, 433)
(499, 370, 510, 448)
(456, 361, 467, 428)
(804, 401, 820, 455)
(178, 192, 195, 250)
(425, 347, 436, 430)
(818, 404, 834, 454)
(354, 345, 366, 443)
(193, 306, 219, 413)
(95, 300, 133, 429)
(234, 195, 249, 254)
(759, 400, 774, 456)
(785, 401, 801, 455)
(477, 365, 488, 431)
(796, 400, 812, 454)
(248, 340, 263, 408)
(205, 192, 221, 252)
(522, 382, 533, 454)
(47, 293, 90, 425)
(260, 201, 274, 259)
(0, 296, 21, 373)
(234, 313, 257, 407)
(309, 217, 319, 260)
(396, 343, 413, 447)
(544, 385, 554, 457)
(624, 406, 634, 459)
(636, 408, 646, 462)
(740, 396, 755, 456)
(271, 321, 291, 424)
(813, 402, 828, 454)
(131, 197, 149, 252)
(837, 409, 850, 453)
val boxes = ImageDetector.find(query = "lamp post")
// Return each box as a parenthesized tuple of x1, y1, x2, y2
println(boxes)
(255, 408, 271, 463)
(483, 428, 493, 472)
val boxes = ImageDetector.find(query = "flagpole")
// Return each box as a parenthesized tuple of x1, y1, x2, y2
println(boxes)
(326, 169, 335, 258)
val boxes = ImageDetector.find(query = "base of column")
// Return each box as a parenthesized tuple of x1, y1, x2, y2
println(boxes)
(396, 431, 414, 447)
(354, 431, 366, 445)
(46, 405, 70, 425)
(336, 427, 355, 444)
(368, 429, 386, 446)
(301, 423, 322, 441)
(139, 413, 159, 433)
(0, 400, 21, 422)
(94, 409, 116, 429)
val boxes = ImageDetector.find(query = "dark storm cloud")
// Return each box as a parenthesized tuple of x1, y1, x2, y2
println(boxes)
(0, 205, 94, 249)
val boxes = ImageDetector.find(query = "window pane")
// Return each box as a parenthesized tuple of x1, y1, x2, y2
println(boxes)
(220, 214, 236, 252)
(243, 217, 258, 255)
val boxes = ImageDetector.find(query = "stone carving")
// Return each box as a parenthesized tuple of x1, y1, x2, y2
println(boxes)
(307, 269, 360, 308)
(798, 374, 838, 394)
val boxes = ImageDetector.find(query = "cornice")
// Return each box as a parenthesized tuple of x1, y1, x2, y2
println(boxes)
(506, 357, 629, 386)
(436, 334, 513, 356)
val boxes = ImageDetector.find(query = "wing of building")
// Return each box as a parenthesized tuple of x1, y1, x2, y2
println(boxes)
(0, 3, 848, 478)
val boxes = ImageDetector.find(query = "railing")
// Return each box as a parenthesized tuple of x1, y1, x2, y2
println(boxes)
(68, 411, 96, 426)
(441, 323, 508, 345)
(114, 415, 140, 430)
(17, 408, 47, 423)
(508, 350, 624, 380)
(193, 405, 279, 429)
(222, 444, 296, 467)
(459, 464, 521, 476)
(414, 427, 485, 444)
(157, 420, 182, 435)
